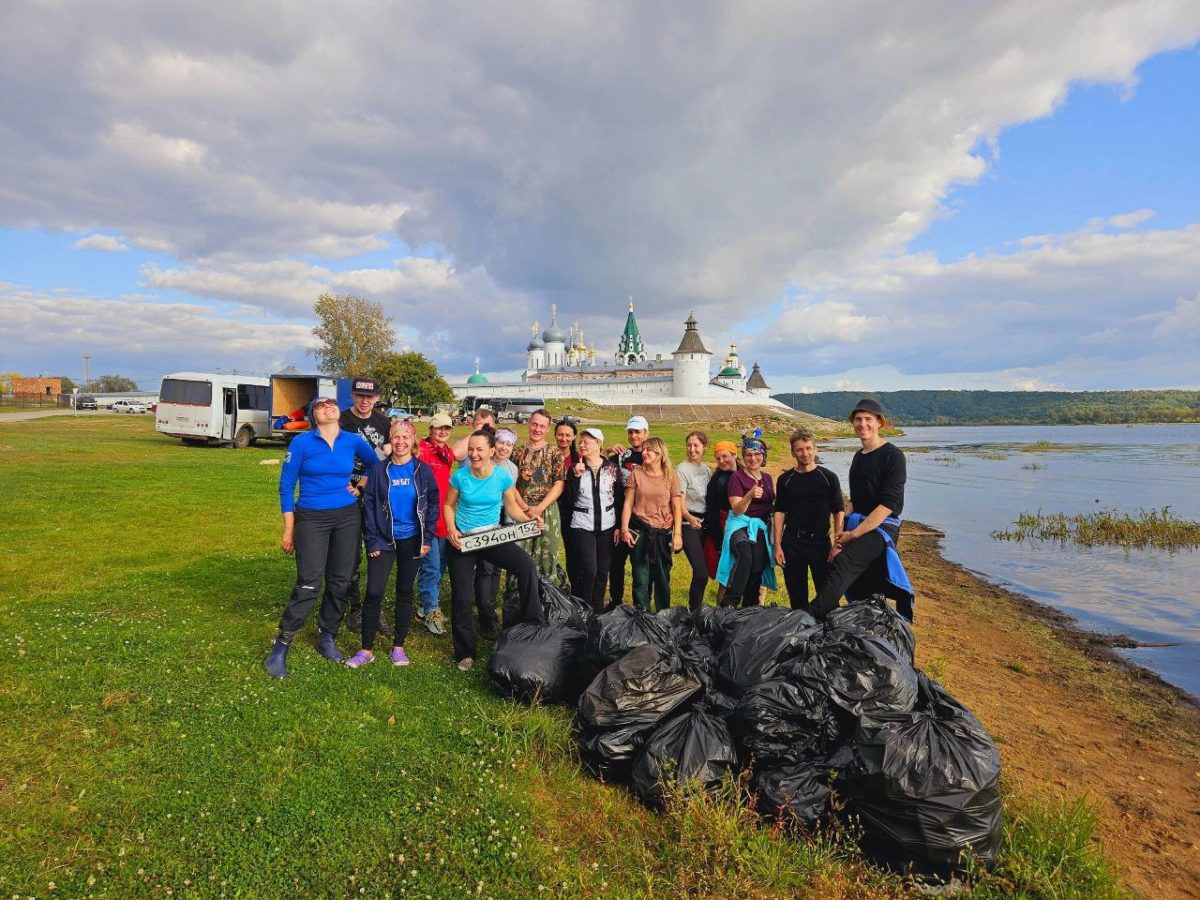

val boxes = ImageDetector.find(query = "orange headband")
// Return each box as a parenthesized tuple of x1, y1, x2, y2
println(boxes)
(713, 440, 738, 457)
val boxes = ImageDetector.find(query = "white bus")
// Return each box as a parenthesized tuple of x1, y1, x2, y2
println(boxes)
(155, 372, 272, 447)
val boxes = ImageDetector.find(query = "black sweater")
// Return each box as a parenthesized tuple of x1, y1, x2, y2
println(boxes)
(848, 442, 906, 518)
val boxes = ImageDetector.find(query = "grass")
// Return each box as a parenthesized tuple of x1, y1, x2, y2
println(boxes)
(0, 416, 1127, 897)
(991, 507, 1200, 551)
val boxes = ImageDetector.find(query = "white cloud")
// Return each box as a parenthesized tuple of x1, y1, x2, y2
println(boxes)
(0, 2, 1198, 383)
(74, 234, 128, 252)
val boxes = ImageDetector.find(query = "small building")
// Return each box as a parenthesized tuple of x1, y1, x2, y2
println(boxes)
(12, 377, 62, 399)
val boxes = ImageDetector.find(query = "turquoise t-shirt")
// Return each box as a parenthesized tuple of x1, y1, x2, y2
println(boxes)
(450, 465, 515, 533)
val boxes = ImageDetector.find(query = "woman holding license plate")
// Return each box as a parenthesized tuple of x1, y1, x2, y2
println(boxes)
(443, 430, 546, 671)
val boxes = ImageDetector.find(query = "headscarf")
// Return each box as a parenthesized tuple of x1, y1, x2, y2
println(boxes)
(713, 439, 738, 458)
(495, 428, 518, 446)
(741, 428, 767, 459)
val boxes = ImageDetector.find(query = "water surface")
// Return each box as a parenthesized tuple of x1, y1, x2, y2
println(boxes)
(819, 424, 1200, 698)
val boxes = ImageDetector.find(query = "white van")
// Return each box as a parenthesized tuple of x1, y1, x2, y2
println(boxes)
(155, 372, 271, 447)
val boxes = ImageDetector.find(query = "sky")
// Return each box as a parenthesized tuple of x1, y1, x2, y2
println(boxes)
(1, 2, 1199, 393)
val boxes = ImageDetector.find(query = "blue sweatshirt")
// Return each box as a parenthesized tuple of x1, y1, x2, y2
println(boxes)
(279, 430, 379, 513)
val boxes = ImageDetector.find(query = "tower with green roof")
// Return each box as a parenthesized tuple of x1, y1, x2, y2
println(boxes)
(615, 298, 647, 366)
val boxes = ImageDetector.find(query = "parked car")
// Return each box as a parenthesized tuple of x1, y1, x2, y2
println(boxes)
(386, 407, 416, 422)
(112, 399, 148, 414)
(76, 395, 98, 410)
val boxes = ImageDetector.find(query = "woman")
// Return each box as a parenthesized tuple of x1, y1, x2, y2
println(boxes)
(472, 428, 520, 635)
(810, 399, 913, 620)
(444, 430, 546, 671)
(619, 436, 682, 612)
(349, 420, 439, 668)
(563, 427, 622, 612)
(512, 409, 566, 579)
(264, 396, 380, 678)
(554, 417, 581, 580)
(702, 440, 740, 589)
(718, 431, 777, 608)
(675, 430, 712, 610)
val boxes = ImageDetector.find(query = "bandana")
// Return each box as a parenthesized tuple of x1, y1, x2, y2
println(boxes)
(713, 440, 738, 457)
(495, 428, 518, 446)
(742, 437, 767, 458)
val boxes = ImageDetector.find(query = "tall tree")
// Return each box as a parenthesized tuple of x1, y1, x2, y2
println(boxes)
(57, 375, 77, 392)
(372, 352, 455, 410)
(309, 293, 396, 376)
(92, 374, 138, 392)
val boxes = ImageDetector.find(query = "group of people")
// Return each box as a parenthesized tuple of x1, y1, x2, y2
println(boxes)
(264, 384, 912, 679)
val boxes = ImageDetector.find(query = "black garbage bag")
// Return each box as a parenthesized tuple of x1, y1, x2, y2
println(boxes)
(655, 605, 694, 635)
(692, 603, 732, 643)
(826, 599, 916, 666)
(487, 623, 587, 704)
(582, 604, 672, 679)
(630, 706, 739, 808)
(754, 759, 835, 825)
(540, 577, 595, 631)
(844, 673, 1002, 876)
(731, 677, 842, 767)
(716, 607, 819, 697)
(576, 644, 703, 778)
(792, 628, 918, 729)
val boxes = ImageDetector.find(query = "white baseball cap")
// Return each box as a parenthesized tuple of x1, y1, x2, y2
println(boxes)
(626, 415, 649, 431)
(581, 427, 605, 444)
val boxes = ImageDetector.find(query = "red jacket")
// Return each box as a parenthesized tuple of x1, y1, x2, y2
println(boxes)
(417, 437, 455, 538)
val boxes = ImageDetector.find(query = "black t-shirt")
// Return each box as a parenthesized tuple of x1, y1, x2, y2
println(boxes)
(849, 442, 906, 518)
(339, 408, 390, 477)
(774, 466, 844, 537)
(608, 447, 644, 512)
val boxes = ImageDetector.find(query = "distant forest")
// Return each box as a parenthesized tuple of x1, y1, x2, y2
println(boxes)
(772, 390, 1200, 426)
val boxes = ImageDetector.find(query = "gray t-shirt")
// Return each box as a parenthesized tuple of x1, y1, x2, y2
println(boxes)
(675, 460, 711, 515)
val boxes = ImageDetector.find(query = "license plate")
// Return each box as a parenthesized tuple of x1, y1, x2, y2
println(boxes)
(459, 520, 541, 552)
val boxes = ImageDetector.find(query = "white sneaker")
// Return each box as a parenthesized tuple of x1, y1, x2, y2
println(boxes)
(457, 657, 474, 672)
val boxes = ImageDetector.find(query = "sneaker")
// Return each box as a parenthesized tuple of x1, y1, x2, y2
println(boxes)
(426, 609, 446, 635)
(415, 608, 426, 621)
(346, 608, 363, 634)
(457, 657, 474, 672)
(390, 646, 410, 667)
(377, 616, 394, 638)
(345, 650, 375, 669)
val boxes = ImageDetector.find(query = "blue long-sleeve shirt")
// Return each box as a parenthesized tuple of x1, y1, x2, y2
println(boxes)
(279, 430, 379, 513)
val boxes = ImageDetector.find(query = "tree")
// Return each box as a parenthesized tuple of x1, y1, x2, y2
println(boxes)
(92, 374, 138, 392)
(309, 293, 396, 376)
(372, 352, 455, 410)
(58, 375, 77, 393)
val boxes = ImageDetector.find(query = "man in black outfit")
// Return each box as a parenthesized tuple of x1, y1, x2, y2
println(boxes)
(606, 415, 648, 606)
(773, 428, 845, 614)
(334, 376, 392, 634)
(810, 398, 911, 620)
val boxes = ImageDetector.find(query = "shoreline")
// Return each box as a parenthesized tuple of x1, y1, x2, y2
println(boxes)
(902, 521, 1200, 898)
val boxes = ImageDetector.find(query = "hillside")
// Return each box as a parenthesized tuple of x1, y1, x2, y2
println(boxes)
(773, 389, 1200, 426)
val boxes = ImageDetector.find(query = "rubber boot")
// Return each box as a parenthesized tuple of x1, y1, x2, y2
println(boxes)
(316, 629, 344, 663)
(263, 633, 292, 679)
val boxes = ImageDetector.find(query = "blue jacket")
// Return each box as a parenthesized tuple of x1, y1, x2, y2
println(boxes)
(361, 456, 440, 553)
(844, 512, 914, 619)
(716, 513, 779, 591)
(279, 429, 379, 513)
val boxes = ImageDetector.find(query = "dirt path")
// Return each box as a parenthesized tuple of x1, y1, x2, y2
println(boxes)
(903, 526, 1200, 899)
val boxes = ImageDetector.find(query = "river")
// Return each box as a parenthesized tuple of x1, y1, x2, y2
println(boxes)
(818, 424, 1200, 699)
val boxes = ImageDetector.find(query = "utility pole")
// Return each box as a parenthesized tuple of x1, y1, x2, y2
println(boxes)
(82, 354, 91, 392)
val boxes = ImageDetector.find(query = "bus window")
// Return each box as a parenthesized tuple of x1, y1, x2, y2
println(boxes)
(160, 379, 213, 406)
(237, 383, 270, 411)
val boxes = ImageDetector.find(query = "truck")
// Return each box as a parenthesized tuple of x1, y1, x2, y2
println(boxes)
(267, 371, 353, 442)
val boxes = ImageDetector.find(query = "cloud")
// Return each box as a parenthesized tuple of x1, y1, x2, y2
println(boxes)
(74, 234, 128, 252)
(0, 2, 1198, 382)
(747, 222, 1200, 390)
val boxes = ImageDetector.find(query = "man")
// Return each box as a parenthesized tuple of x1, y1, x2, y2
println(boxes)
(606, 415, 649, 605)
(772, 428, 845, 614)
(416, 412, 457, 634)
(511, 409, 566, 579)
(452, 405, 497, 462)
(332, 377, 391, 635)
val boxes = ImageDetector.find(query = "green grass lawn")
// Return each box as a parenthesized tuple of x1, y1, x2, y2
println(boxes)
(0, 417, 1120, 898)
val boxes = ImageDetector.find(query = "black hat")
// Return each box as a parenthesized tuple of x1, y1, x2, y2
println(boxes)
(851, 397, 885, 417)
(351, 377, 381, 396)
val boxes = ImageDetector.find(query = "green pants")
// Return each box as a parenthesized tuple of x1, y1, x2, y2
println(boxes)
(630, 525, 673, 612)
(527, 502, 563, 579)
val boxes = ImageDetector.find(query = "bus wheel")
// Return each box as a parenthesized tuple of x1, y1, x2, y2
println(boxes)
(234, 425, 255, 449)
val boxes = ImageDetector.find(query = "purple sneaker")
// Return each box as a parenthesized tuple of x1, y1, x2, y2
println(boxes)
(345, 650, 375, 669)
(389, 646, 410, 667)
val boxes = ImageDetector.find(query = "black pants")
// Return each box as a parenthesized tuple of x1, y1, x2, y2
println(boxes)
(322, 499, 366, 616)
(361, 535, 421, 650)
(447, 542, 543, 662)
(279, 504, 361, 635)
(567, 526, 615, 612)
(680, 521, 708, 610)
(724, 526, 769, 609)
(608, 537, 631, 605)
(780, 529, 832, 615)
(474, 561, 501, 634)
(811, 530, 892, 619)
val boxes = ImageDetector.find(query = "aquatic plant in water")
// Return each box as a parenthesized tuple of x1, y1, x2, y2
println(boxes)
(991, 507, 1200, 550)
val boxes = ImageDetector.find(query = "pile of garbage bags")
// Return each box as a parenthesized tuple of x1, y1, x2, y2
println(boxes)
(487, 581, 1002, 878)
